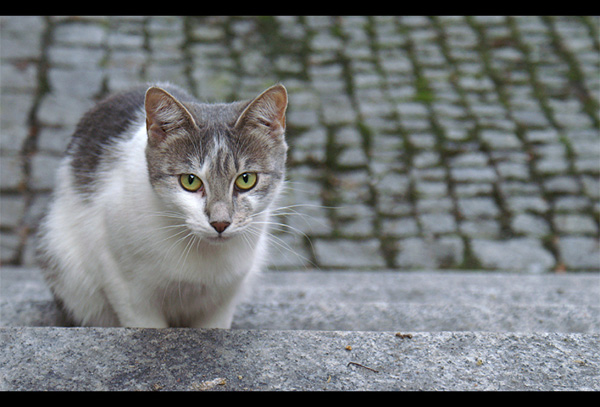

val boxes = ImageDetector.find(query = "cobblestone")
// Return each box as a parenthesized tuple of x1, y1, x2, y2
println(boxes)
(471, 238, 556, 272)
(1, 16, 598, 271)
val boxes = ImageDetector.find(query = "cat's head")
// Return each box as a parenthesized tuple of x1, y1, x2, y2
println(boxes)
(144, 84, 288, 243)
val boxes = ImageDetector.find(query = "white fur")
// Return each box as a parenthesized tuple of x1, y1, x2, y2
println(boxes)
(39, 124, 271, 328)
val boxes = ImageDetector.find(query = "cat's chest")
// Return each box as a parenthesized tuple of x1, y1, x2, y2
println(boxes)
(103, 204, 253, 280)
(108, 225, 255, 289)
(124, 244, 246, 285)
(155, 280, 208, 307)
(153, 279, 226, 327)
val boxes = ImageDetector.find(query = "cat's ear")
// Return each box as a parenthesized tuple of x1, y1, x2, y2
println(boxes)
(145, 87, 197, 147)
(234, 84, 287, 140)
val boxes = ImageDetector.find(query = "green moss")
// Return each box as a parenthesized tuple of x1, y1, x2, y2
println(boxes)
(413, 76, 435, 103)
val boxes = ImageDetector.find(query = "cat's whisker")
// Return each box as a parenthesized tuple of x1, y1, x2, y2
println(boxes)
(279, 180, 320, 195)
(157, 229, 196, 269)
(130, 223, 190, 253)
(176, 232, 198, 308)
(252, 220, 309, 239)
(244, 223, 317, 270)
(139, 211, 187, 222)
(258, 203, 340, 222)
(252, 218, 320, 267)
(248, 205, 319, 236)
(157, 228, 201, 311)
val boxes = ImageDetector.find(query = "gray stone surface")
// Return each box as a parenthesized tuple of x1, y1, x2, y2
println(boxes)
(2, 327, 598, 391)
(3, 267, 600, 333)
(1, 16, 598, 271)
(2, 15, 600, 392)
(471, 238, 556, 272)
(558, 236, 600, 269)
(1, 267, 599, 391)
(1, 15, 599, 392)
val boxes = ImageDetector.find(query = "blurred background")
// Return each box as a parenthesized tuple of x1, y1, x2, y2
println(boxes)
(1, 16, 598, 272)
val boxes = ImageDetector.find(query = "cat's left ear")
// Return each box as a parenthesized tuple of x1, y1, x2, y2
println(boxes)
(145, 87, 197, 147)
(234, 84, 288, 140)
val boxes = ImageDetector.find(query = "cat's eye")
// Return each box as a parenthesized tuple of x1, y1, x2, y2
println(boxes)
(235, 172, 258, 191)
(179, 174, 203, 192)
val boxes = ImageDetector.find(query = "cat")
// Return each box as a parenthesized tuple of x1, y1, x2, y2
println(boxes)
(36, 83, 288, 328)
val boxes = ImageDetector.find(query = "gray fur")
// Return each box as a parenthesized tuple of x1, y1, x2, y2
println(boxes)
(67, 83, 286, 198)
(142, 84, 288, 229)
(37, 82, 289, 327)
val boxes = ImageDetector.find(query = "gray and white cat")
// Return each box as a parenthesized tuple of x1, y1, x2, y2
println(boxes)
(37, 83, 288, 328)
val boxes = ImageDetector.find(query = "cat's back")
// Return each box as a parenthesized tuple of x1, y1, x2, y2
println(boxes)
(66, 84, 193, 194)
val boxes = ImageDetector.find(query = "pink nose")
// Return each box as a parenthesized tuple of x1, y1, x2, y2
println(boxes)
(210, 221, 230, 234)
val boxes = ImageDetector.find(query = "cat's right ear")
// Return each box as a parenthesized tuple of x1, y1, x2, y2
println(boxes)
(234, 84, 288, 141)
(145, 87, 197, 147)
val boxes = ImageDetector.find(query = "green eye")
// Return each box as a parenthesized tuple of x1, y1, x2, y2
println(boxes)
(180, 174, 203, 192)
(235, 172, 258, 191)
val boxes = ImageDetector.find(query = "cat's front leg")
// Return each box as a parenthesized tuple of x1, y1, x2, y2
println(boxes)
(190, 303, 236, 329)
(106, 279, 170, 328)
(98, 252, 169, 328)
(102, 283, 169, 328)
(189, 288, 241, 329)
(188, 274, 250, 329)
(118, 310, 169, 328)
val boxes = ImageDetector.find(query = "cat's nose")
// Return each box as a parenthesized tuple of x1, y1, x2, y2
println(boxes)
(210, 221, 230, 234)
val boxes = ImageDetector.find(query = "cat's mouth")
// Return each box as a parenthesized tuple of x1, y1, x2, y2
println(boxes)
(206, 234, 231, 243)
(185, 222, 232, 243)
(194, 229, 234, 244)
(186, 221, 248, 245)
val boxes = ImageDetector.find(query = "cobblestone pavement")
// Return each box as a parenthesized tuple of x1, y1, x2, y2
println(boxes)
(1, 16, 599, 272)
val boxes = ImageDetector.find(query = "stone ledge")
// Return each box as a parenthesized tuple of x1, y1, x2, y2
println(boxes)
(2, 267, 599, 333)
(1, 327, 598, 391)
(2, 267, 599, 391)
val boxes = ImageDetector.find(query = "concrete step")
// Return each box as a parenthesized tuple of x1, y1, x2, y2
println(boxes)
(2, 267, 599, 333)
(1, 327, 598, 391)
(1, 267, 599, 391)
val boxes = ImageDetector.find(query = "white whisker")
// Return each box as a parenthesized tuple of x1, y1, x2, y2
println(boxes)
(244, 223, 317, 270)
